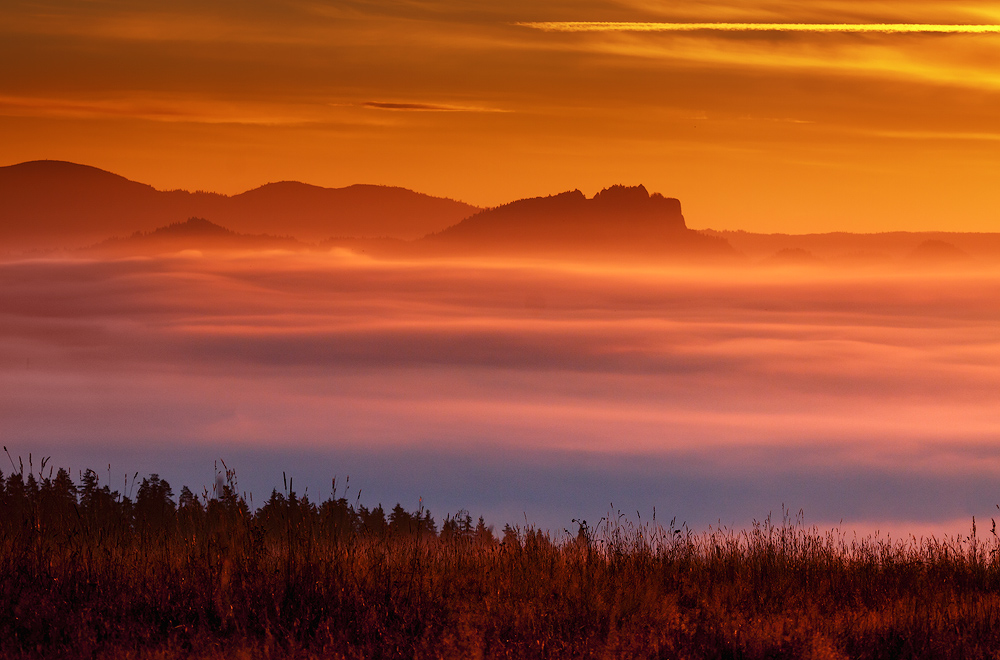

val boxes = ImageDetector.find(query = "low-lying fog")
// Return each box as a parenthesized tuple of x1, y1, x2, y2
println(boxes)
(3, 249, 999, 537)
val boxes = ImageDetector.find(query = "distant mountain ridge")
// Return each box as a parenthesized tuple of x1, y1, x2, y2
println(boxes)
(88, 217, 308, 255)
(14, 161, 993, 268)
(0, 160, 479, 250)
(423, 184, 736, 260)
(704, 229, 1000, 265)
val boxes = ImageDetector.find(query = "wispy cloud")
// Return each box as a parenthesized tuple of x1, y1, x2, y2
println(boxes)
(520, 21, 1000, 34)
(2, 10, 310, 45)
(514, 20, 1000, 93)
(864, 128, 1000, 142)
(364, 101, 508, 113)
(0, 94, 314, 126)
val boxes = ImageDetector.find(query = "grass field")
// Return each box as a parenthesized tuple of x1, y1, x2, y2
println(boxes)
(3, 460, 1000, 659)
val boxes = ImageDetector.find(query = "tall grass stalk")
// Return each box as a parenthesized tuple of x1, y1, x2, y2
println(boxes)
(2, 463, 1000, 658)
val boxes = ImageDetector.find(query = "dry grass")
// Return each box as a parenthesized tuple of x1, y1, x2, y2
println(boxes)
(3, 462, 1000, 659)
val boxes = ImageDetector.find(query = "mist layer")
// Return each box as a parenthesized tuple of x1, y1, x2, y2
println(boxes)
(2, 251, 998, 534)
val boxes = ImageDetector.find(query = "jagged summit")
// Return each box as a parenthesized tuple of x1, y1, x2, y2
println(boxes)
(592, 184, 652, 209)
(422, 184, 732, 260)
(430, 185, 687, 239)
(592, 184, 685, 224)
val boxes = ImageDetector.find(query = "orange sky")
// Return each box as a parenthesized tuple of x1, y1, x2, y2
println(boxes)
(2, 0, 999, 232)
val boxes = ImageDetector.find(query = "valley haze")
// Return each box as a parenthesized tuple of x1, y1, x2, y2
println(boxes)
(2, 160, 1000, 536)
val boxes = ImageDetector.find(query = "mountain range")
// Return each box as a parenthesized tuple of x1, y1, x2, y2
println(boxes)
(0, 160, 478, 250)
(705, 230, 999, 266)
(87, 217, 308, 255)
(1, 160, 993, 267)
(0, 161, 735, 261)
(423, 185, 735, 259)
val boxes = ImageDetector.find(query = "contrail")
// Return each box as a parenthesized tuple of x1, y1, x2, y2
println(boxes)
(519, 22, 1000, 34)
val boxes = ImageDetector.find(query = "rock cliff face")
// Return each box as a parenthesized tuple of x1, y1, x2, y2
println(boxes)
(591, 184, 685, 228)
(424, 184, 732, 260)
(432, 185, 686, 240)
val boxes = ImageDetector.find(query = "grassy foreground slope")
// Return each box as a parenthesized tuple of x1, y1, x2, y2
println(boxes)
(3, 464, 1000, 659)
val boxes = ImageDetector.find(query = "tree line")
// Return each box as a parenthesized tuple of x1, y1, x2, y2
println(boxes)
(0, 454, 500, 545)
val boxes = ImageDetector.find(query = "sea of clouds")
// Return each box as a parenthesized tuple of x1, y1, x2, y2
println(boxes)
(2, 250, 999, 536)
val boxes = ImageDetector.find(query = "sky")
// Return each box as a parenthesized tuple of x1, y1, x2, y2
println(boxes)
(3, 1, 1000, 538)
(2, 0, 1000, 232)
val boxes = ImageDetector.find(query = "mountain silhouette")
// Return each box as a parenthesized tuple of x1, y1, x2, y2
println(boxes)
(0, 160, 479, 250)
(421, 185, 736, 260)
(88, 217, 307, 255)
(705, 230, 1000, 267)
(904, 239, 972, 267)
(760, 247, 824, 267)
(140, 217, 239, 239)
(222, 181, 477, 241)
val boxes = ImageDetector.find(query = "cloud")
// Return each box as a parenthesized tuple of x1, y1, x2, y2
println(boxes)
(363, 101, 508, 113)
(0, 94, 314, 126)
(513, 21, 1000, 93)
(0, 5, 328, 46)
(6, 224, 1000, 543)
(861, 128, 1000, 142)
(4, 252, 1000, 535)
(519, 21, 1000, 34)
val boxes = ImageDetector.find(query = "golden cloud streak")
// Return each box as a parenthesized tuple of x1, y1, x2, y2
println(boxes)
(363, 101, 509, 113)
(0, 94, 310, 126)
(520, 22, 1000, 34)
